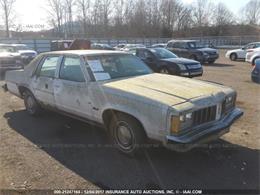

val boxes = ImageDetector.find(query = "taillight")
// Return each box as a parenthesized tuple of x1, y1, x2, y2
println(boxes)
(247, 50, 254, 53)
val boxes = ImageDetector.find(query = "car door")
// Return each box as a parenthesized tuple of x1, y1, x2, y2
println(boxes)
(53, 55, 94, 120)
(32, 55, 62, 107)
(178, 42, 189, 58)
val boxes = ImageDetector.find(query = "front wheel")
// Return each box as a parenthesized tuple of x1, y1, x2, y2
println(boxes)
(109, 113, 146, 155)
(23, 90, 42, 116)
(230, 53, 237, 61)
(159, 67, 170, 74)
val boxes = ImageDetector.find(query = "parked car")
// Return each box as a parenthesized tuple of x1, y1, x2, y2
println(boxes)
(0, 44, 23, 75)
(151, 43, 167, 48)
(11, 44, 38, 64)
(252, 59, 260, 83)
(91, 43, 115, 50)
(4, 50, 243, 155)
(225, 42, 260, 61)
(121, 44, 146, 52)
(166, 40, 219, 64)
(135, 48, 203, 77)
(114, 44, 126, 50)
(246, 47, 260, 65)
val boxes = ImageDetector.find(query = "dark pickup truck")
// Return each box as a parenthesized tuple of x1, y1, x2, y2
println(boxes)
(166, 40, 219, 64)
(0, 44, 23, 75)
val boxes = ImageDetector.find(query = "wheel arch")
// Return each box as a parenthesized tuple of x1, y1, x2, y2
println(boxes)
(102, 108, 148, 138)
(18, 85, 31, 98)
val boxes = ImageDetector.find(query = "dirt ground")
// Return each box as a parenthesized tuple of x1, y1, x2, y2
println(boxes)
(0, 50, 259, 193)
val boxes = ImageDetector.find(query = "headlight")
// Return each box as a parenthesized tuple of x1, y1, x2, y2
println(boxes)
(202, 52, 209, 56)
(171, 112, 193, 134)
(223, 94, 236, 113)
(177, 64, 187, 71)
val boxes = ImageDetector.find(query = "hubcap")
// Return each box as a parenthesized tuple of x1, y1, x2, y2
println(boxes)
(26, 96, 35, 113)
(116, 123, 133, 148)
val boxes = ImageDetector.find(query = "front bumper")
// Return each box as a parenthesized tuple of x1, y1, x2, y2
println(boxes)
(199, 54, 219, 63)
(0, 65, 23, 72)
(179, 68, 203, 78)
(164, 108, 243, 152)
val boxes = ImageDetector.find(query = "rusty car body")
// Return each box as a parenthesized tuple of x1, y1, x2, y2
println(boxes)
(4, 50, 243, 155)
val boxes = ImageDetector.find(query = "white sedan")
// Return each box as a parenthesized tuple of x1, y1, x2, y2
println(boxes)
(225, 42, 260, 61)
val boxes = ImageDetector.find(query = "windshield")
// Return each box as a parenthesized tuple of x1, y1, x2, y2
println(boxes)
(188, 42, 205, 49)
(150, 48, 178, 59)
(0, 46, 16, 53)
(85, 54, 152, 81)
(16, 45, 30, 50)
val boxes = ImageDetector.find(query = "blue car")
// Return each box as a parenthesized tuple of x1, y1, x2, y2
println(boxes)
(252, 59, 260, 83)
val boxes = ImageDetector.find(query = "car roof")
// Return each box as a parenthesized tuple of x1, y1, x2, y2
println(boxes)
(168, 40, 197, 43)
(0, 43, 13, 46)
(42, 50, 127, 56)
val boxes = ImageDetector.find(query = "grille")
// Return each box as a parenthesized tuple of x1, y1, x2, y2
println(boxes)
(0, 59, 16, 66)
(193, 106, 217, 126)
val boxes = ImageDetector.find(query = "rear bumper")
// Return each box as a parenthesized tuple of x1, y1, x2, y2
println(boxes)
(164, 108, 243, 152)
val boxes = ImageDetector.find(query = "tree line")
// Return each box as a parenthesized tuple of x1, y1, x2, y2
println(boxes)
(0, 0, 260, 38)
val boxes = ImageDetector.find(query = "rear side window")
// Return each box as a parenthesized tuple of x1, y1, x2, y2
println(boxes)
(39, 56, 59, 78)
(59, 56, 85, 82)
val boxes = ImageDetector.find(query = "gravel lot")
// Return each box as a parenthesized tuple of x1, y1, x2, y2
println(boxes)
(0, 50, 259, 193)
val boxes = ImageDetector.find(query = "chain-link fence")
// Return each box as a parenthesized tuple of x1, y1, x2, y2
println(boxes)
(0, 35, 259, 53)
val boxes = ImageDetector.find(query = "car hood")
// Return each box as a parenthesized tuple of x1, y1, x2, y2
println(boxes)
(102, 73, 231, 106)
(0, 52, 21, 58)
(160, 57, 199, 64)
(197, 48, 217, 53)
(227, 49, 243, 53)
(18, 50, 37, 54)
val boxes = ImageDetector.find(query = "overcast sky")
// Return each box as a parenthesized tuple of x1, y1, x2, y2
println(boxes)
(13, 0, 251, 31)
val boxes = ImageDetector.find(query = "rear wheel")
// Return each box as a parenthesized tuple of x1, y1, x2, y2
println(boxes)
(23, 90, 42, 116)
(109, 113, 146, 155)
(230, 53, 237, 61)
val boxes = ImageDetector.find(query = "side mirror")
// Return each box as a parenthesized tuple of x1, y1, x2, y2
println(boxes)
(241, 47, 245, 50)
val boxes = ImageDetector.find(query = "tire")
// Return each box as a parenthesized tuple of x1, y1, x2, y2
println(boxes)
(190, 55, 197, 61)
(208, 60, 215, 64)
(230, 53, 237, 61)
(109, 113, 146, 155)
(23, 90, 42, 116)
(159, 67, 171, 75)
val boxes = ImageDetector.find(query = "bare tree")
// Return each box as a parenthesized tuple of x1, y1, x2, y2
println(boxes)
(242, 0, 260, 25)
(77, 0, 90, 36)
(191, 0, 213, 27)
(0, 0, 16, 38)
(46, 0, 65, 37)
(64, 0, 75, 37)
(213, 2, 234, 26)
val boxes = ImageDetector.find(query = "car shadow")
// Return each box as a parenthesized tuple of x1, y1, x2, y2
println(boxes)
(203, 63, 235, 67)
(3, 110, 260, 190)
